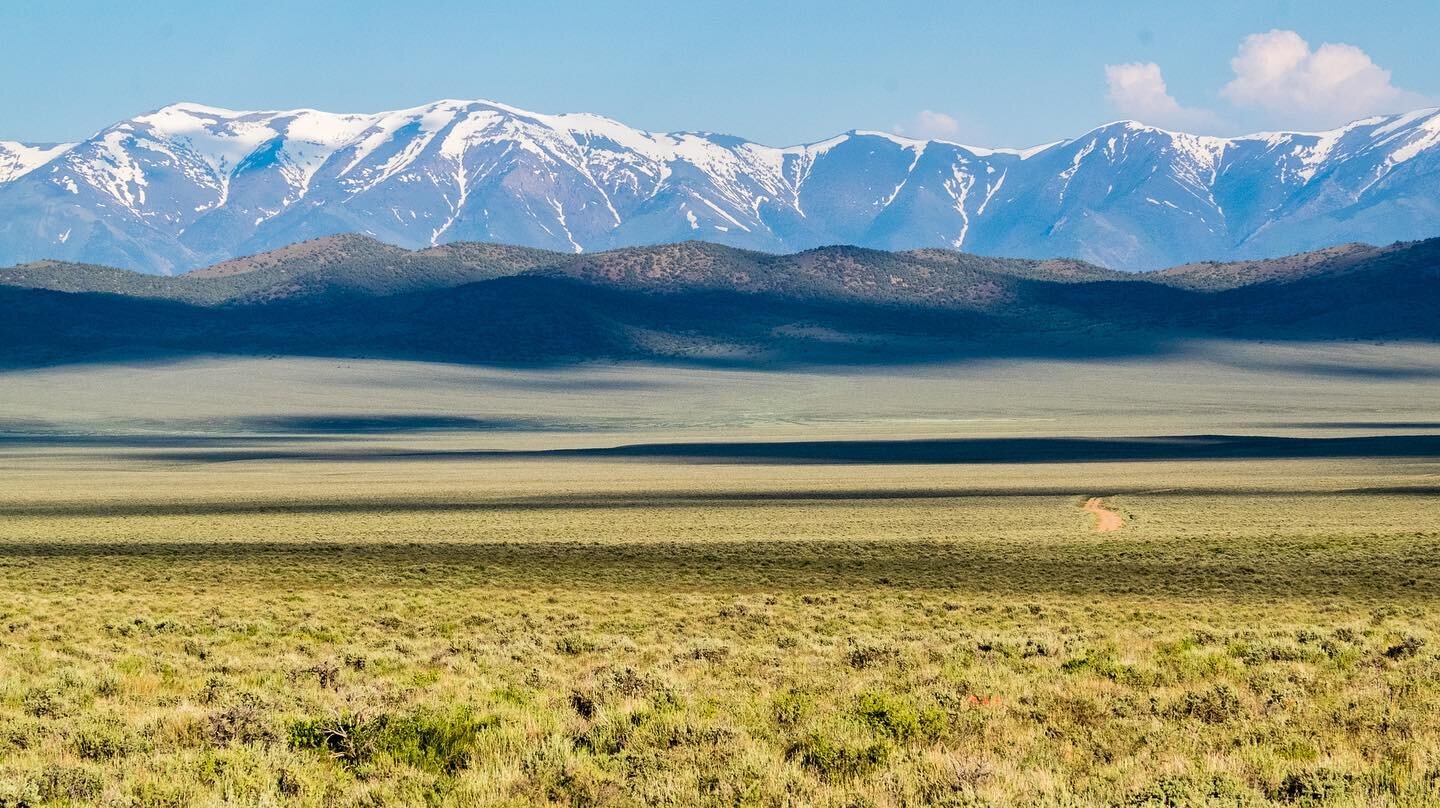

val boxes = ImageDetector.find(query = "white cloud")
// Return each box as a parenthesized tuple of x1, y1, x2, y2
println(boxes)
(1221, 30, 1431, 128)
(1103, 62, 1220, 130)
(893, 110, 971, 142)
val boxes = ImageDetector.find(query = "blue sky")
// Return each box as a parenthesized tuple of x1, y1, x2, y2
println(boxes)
(3, 0, 1437, 146)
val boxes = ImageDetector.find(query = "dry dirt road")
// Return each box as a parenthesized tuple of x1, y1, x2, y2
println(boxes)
(1083, 497, 1124, 532)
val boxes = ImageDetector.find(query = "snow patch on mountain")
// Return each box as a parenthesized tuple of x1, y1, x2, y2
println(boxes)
(2, 100, 1440, 273)
(0, 142, 74, 183)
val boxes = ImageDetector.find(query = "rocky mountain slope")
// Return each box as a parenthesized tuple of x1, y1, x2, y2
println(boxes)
(2, 100, 1439, 273)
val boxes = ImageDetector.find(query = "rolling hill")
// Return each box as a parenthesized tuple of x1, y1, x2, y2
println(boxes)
(0, 235, 1435, 367)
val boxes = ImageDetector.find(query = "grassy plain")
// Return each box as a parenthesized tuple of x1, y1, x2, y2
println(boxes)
(1, 343, 1438, 806)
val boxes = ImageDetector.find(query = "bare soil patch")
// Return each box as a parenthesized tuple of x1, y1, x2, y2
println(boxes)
(1084, 496, 1124, 532)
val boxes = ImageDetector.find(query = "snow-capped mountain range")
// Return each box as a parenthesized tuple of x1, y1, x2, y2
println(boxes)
(2, 99, 1439, 273)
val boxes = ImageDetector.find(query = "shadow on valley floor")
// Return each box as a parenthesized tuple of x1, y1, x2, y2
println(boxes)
(0, 433, 340, 447)
(2, 538, 1435, 599)
(1263, 421, 1440, 430)
(231, 414, 573, 433)
(5, 485, 1438, 519)
(1233, 360, 1440, 381)
(0, 415, 587, 446)
(104, 433, 1440, 465)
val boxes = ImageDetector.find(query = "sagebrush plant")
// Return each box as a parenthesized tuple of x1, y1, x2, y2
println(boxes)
(0, 450, 1436, 807)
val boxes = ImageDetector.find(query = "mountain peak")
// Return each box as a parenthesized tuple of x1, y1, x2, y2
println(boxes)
(151, 101, 246, 117)
(2, 98, 1440, 274)
(1078, 119, 1226, 143)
